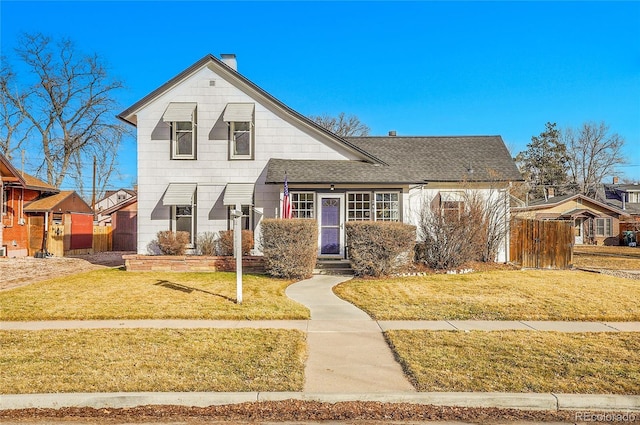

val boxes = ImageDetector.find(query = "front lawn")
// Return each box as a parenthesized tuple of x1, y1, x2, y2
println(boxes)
(0, 269, 309, 320)
(386, 330, 640, 394)
(334, 270, 640, 321)
(0, 328, 306, 394)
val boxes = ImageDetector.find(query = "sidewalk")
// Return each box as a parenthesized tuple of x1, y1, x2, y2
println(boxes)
(1, 274, 639, 412)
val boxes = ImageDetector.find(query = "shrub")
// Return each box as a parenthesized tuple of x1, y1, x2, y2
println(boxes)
(261, 219, 318, 279)
(156, 231, 190, 255)
(217, 230, 254, 256)
(196, 232, 217, 256)
(346, 221, 416, 277)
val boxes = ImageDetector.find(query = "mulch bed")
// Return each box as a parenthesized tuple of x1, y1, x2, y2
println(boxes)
(0, 401, 604, 423)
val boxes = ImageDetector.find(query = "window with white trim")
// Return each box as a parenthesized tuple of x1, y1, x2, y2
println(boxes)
(347, 192, 371, 221)
(229, 121, 253, 159)
(171, 121, 195, 159)
(1, 188, 8, 217)
(375, 192, 400, 221)
(227, 205, 252, 230)
(628, 192, 640, 203)
(594, 217, 612, 237)
(171, 204, 195, 246)
(292, 192, 315, 218)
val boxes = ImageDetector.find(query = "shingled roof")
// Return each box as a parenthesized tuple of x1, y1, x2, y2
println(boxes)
(266, 136, 522, 184)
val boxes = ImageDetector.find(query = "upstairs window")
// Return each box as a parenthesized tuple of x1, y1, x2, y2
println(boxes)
(223, 103, 255, 160)
(172, 121, 195, 159)
(230, 121, 253, 159)
(628, 192, 640, 203)
(162, 102, 197, 160)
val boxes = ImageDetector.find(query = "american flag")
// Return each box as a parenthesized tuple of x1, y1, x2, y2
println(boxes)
(282, 174, 293, 219)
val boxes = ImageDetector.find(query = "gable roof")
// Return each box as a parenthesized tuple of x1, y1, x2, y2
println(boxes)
(513, 193, 630, 217)
(117, 54, 384, 165)
(0, 153, 25, 186)
(266, 136, 523, 184)
(24, 191, 90, 213)
(100, 195, 137, 216)
(1, 153, 58, 193)
(21, 173, 58, 192)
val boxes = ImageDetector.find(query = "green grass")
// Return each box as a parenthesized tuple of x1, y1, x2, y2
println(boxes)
(334, 270, 640, 321)
(0, 328, 306, 394)
(386, 330, 640, 394)
(0, 269, 309, 321)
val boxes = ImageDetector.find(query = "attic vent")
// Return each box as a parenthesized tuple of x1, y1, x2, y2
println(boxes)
(209, 80, 216, 87)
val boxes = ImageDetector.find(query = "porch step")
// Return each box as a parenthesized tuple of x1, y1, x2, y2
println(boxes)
(313, 259, 354, 276)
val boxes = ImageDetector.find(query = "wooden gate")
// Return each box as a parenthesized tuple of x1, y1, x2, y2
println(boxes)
(28, 215, 45, 255)
(510, 219, 573, 269)
(112, 210, 137, 251)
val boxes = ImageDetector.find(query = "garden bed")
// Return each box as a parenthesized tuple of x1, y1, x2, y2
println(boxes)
(123, 254, 265, 273)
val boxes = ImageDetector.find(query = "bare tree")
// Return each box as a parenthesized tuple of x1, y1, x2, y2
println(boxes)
(309, 112, 370, 137)
(0, 60, 31, 160)
(1, 33, 128, 197)
(416, 180, 510, 269)
(563, 121, 625, 197)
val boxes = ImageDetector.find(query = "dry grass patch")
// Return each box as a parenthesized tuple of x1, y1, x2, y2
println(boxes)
(334, 270, 640, 321)
(574, 245, 640, 258)
(573, 253, 640, 270)
(386, 330, 640, 394)
(1, 328, 306, 394)
(0, 269, 308, 321)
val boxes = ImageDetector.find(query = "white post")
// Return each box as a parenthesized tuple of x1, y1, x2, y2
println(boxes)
(234, 203, 243, 304)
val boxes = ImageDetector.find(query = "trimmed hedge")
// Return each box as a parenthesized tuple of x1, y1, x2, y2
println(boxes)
(261, 219, 318, 279)
(346, 221, 416, 277)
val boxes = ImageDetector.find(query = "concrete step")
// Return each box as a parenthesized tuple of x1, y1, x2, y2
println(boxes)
(314, 259, 354, 276)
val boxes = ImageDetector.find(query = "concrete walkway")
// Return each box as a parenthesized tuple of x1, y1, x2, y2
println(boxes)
(286, 275, 415, 393)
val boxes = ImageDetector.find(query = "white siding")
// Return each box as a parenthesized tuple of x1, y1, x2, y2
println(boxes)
(136, 66, 360, 253)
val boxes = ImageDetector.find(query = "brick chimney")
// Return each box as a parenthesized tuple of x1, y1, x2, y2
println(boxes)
(388, 130, 397, 137)
(613, 176, 619, 184)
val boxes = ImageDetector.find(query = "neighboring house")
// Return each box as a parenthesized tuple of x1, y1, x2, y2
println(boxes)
(118, 54, 522, 261)
(100, 194, 138, 251)
(23, 191, 94, 256)
(95, 188, 137, 225)
(512, 193, 631, 245)
(1, 153, 59, 257)
(601, 182, 640, 221)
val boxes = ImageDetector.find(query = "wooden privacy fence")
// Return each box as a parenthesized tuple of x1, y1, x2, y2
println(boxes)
(510, 219, 573, 269)
(46, 224, 112, 257)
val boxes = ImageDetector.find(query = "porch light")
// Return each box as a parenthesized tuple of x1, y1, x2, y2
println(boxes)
(330, 185, 335, 191)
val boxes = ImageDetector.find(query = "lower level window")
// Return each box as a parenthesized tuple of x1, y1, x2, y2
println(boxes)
(594, 217, 612, 237)
(347, 192, 371, 221)
(172, 205, 195, 246)
(375, 192, 399, 221)
(292, 192, 315, 218)
(228, 205, 252, 230)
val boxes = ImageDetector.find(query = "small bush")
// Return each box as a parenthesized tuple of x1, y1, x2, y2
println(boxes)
(196, 232, 217, 256)
(156, 231, 190, 255)
(261, 219, 318, 279)
(217, 230, 254, 256)
(346, 221, 416, 277)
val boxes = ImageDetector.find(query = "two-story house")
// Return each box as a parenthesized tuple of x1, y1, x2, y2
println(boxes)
(118, 54, 522, 260)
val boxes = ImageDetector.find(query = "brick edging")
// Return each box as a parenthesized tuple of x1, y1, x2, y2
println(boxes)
(122, 255, 265, 273)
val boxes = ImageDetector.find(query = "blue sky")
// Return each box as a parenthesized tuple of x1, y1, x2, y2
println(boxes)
(2, 1, 639, 189)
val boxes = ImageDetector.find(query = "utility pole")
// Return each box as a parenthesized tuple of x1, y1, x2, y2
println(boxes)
(92, 156, 96, 221)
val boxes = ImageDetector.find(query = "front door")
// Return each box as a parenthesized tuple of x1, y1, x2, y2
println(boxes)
(574, 218, 584, 244)
(318, 194, 344, 257)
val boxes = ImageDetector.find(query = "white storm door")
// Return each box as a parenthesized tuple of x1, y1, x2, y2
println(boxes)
(318, 194, 345, 257)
